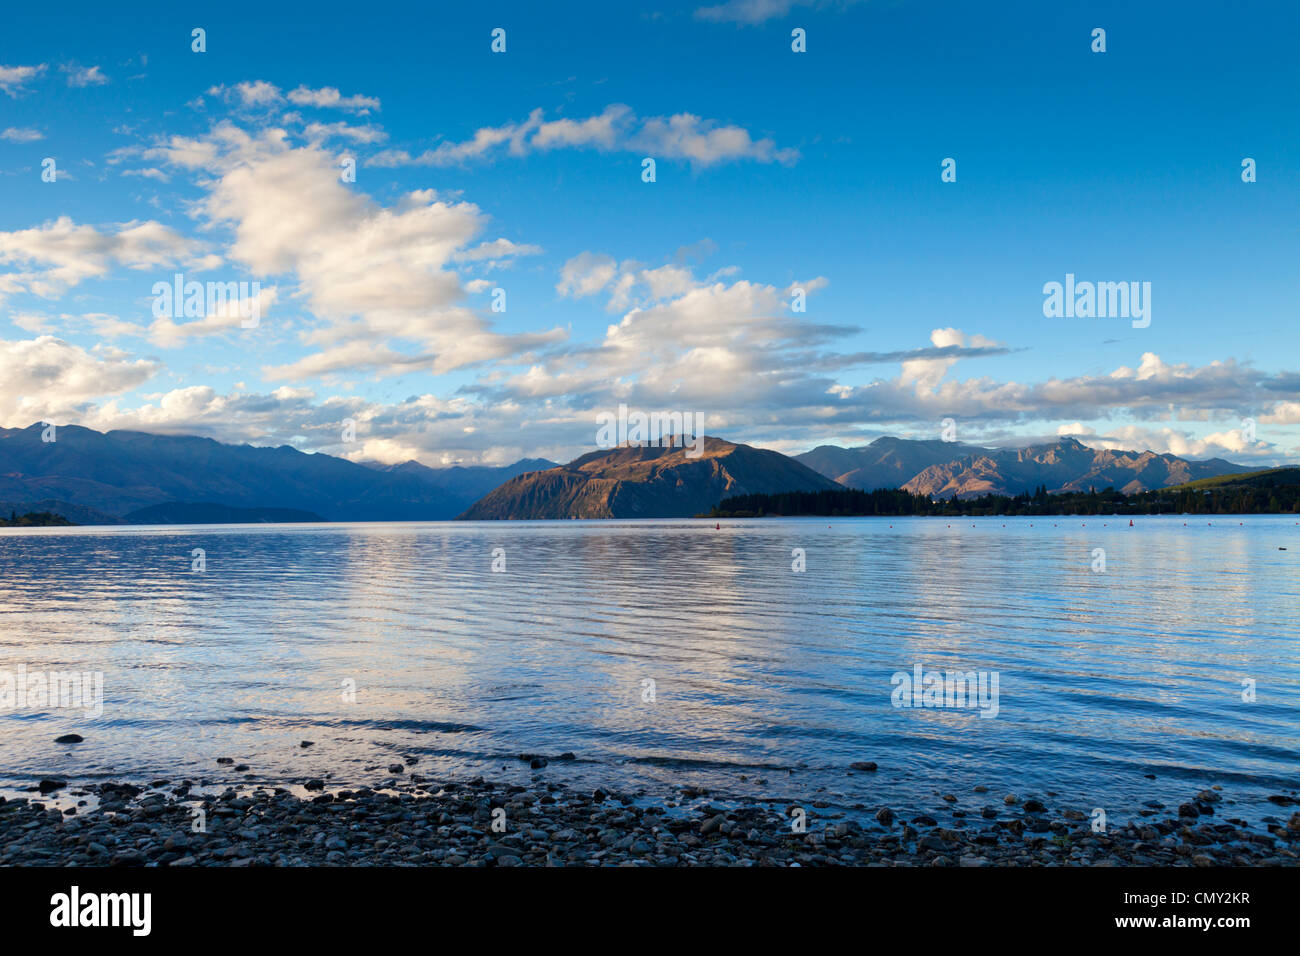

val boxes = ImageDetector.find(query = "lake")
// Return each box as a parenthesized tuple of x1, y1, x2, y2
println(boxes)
(1, 516, 1296, 825)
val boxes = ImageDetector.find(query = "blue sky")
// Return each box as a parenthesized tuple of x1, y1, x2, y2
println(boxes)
(1, 0, 1298, 466)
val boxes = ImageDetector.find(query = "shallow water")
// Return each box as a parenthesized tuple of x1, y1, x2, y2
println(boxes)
(1, 516, 1297, 825)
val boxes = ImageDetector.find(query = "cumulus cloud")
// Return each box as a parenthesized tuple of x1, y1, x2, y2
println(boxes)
(0, 336, 158, 423)
(0, 216, 220, 302)
(3, 78, 1296, 468)
(142, 122, 562, 377)
(0, 64, 46, 96)
(1067, 425, 1269, 461)
(557, 252, 621, 299)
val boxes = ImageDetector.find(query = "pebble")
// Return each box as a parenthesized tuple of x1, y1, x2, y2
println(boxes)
(0, 777, 1290, 869)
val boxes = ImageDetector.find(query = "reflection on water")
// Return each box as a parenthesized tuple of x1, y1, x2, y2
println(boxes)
(0, 516, 1296, 822)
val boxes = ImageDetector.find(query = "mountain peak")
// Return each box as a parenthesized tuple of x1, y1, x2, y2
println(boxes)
(461, 437, 836, 519)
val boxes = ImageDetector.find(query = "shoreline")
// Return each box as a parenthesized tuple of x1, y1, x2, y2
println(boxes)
(3, 776, 1297, 867)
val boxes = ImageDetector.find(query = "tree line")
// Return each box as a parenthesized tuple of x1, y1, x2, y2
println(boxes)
(1, 510, 73, 527)
(706, 481, 1300, 518)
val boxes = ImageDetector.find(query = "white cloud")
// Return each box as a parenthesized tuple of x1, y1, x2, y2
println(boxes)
(144, 123, 563, 377)
(286, 85, 381, 115)
(0, 216, 220, 302)
(63, 64, 109, 88)
(453, 238, 544, 263)
(0, 127, 43, 143)
(0, 336, 157, 424)
(632, 112, 798, 165)
(695, 0, 864, 26)
(1260, 402, 1300, 425)
(204, 82, 381, 115)
(341, 437, 426, 465)
(148, 286, 279, 347)
(899, 328, 1001, 391)
(368, 104, 798, 169)
(121, 167, 170, 182)
(207, 80, 283, 108)
(9, 312, 144, 339)
(302, 121, 387, 144)
(1077, 425, 1267, 461)
(0, 64, 47, 96)
(556, 252, 620, 299)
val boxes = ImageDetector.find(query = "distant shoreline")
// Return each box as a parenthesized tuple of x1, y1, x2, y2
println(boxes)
(706, 477, 1300, 519)
(4, 512, 1299, 528)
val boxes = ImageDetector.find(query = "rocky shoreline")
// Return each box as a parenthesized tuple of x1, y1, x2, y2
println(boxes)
(3, 774, 1298, 867)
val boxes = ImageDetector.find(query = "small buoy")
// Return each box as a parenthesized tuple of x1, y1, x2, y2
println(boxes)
(715, 523, 720, 530)
(1129, 519, 1133, 527)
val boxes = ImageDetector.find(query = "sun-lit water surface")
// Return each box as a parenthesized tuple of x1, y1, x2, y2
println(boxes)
(0, 516, 1296, 824)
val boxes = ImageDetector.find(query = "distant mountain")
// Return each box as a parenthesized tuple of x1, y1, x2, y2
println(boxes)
(124, 502, 325, 524)
(0, 423, 555, 521)
(0, 422, 1265, 522)
(460, 437, 840, 519)
(796, 437, 988, 490)
(362, 457, 559, 516)
(901, 437, 1253, 499)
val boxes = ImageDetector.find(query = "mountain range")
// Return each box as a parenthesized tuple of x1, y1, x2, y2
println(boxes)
(794, 436, 1252, 499)
(0, 423, 554, 522)
(0, 422, 1262, 522)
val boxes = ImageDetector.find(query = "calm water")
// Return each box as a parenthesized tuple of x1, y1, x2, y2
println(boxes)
(1, 517, 1297, 824)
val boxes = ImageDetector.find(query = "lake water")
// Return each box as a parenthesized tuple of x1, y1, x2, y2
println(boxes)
(1, 516, 1297, 825)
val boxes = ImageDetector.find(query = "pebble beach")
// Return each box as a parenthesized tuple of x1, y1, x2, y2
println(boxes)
(4, 769, 1298, 867)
